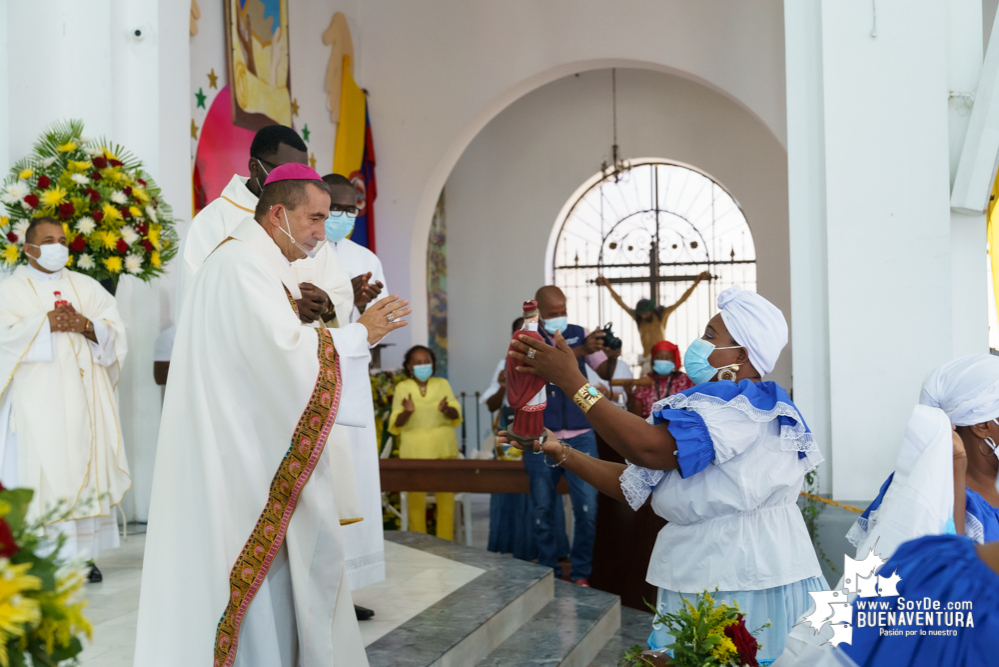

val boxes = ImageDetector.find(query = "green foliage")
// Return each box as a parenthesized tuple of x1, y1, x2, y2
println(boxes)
(801, 469, 839, 575)
(617, 644, 656, 667)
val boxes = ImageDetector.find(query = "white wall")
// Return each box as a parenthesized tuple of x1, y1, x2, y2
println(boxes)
(349, 0, 788, 369)
(2, 0, 191, 520)
(444, 68, 791, 444)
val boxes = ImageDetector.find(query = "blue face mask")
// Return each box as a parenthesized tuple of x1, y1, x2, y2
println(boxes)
(653, 360, 675, 376)
(683, 338, 743, 385)
(325, 212, 355, 242)
(543, 316, 568, 335)
(412, 364, 433, 382)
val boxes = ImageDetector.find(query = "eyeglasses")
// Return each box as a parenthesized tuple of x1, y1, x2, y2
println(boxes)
(330, 204, 359, 218)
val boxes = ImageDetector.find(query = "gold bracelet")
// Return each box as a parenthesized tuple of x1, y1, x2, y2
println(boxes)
(572, 383, 603, 414)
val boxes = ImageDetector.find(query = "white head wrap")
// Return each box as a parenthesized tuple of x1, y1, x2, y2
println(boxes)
(919, 353, 999, 426)
(717, 285, 787, 377)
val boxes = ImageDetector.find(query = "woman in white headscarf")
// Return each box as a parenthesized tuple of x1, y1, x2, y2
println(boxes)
(847, 353, 999, 548)
(503, 286, 825, 664)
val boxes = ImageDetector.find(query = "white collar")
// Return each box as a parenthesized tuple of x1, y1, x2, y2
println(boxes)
(230, 217, 300, 297)
(25, 264, 62, 281)
(219, 175, 259, 214)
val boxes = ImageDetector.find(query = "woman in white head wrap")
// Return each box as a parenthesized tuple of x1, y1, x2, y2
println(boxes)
(847, 353, 999, 549)
(501, 286, 825, 664)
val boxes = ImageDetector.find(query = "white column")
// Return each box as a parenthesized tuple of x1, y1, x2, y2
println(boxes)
(787, 0, 956, 500)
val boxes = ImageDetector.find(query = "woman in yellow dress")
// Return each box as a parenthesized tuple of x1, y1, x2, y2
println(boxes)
(389, 345, 463, 540)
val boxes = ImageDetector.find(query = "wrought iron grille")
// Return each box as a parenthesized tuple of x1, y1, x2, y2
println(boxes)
(549, 161, 757, 373)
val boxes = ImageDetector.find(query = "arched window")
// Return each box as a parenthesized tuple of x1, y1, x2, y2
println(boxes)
(546, 160, 757, 372)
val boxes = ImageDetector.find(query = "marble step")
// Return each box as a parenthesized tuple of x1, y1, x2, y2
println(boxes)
(475, 579, 621, 667)
(589, 606, 656, 667)
(366, 532, 555, 667)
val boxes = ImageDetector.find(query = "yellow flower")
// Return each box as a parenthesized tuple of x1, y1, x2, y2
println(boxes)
(56, 141, 77, 153)
(131, 186, 150, 203)
(31, 568, 92, 656)
(0, 561, 42, 667)
(709, 633, 739, 663)
(100, 148, 120, 162)
(0, 217, 7, 228)
(17, 168, 33, 180)
(39, 185, 68, 208)
(150, 251, 161, 268)
(97, 230, 119, 250)
(109, 168, 127, 183)
(101, 203, 123, 224)
(0, 245, 19, 266)
(129, 206, 143, 218)
(67, 160, 92, 172)
(104, 256, 123, 273)
(148, 225, 162, 250)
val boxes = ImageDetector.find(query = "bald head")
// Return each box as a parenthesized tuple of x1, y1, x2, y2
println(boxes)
(535, 285, 567, 320)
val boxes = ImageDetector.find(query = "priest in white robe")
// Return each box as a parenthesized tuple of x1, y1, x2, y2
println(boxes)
(0, 217, 129, 575)
(134, 165, 409, 667)
(180, 124, 354, 325)
(321, 174, 388, 600)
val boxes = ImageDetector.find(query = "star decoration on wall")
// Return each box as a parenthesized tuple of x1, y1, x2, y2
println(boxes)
(309, 153, 317, 169)
(207, 68, 218, 89)
(191, 119, 199, 139)
(195, 87, 207, 109)
(291, 98, 300, 116)
(302, 124, 310, 142)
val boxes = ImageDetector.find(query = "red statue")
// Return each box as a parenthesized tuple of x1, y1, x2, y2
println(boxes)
(505, 300, 548, 446)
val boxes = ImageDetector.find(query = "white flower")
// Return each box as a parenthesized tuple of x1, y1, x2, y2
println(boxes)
(70, 173, 89, 186)
(120, 226, 139, 246)
(40, 157, 56, 168)
(84, 147, 102, 158)
(79, 136, 91, 145)
(75, 217, 96, 235)
(110, 191, 127, 205)
(1, 181, 29, 205)
(125, 254, 143, 274)
(76, 253, 95, 270)
(145, 205, 158, 223)
(13, 220, 29, 243)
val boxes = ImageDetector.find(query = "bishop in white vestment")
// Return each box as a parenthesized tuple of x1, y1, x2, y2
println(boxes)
(135, 166, 409, 666)
(0, 218, 129, 562)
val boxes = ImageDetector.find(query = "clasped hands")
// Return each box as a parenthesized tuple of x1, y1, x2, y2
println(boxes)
(47, 304, 90, 334)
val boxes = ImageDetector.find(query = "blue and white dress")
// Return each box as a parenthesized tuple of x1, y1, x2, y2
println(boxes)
(847, 475, 999, 546)
(620, 380, 827, 665)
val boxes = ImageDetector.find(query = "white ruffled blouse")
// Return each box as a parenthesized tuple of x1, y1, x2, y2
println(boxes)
(620, 382, 824, 593)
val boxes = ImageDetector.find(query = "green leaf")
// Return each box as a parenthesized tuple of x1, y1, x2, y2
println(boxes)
(0, 488, 33, 535)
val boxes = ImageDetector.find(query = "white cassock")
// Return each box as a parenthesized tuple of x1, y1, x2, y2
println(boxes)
(0, 265, 129, 560)
(330, 238, 386, 590)
(180, 174, 355, 325)
(135, 218, 371, 667)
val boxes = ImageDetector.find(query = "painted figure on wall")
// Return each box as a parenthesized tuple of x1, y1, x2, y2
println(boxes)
(224, 0, 292, 130)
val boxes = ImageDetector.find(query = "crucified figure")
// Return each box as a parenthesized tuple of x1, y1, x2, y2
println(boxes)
(595, 271, 710, 358)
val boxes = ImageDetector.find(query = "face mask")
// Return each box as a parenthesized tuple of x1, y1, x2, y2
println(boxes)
(543, 316, 568, 335)
(28, 243, 69, 272)
(325, 212, 355, 243)
(653, 360, 675, 376)
(412, 364, 433, 382)
(279, 209, 327, 259)
(254, 158, 270, 190)
(683, 338, 743, 385)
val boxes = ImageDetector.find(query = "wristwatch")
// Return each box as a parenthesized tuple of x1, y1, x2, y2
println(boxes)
(572, 383, 603, 414)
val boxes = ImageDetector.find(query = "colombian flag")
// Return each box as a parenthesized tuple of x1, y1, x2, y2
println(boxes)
(333, 55, 377, 251)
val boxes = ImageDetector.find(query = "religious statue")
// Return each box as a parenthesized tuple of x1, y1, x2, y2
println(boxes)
(596, 271, 711, 358)
(505, 300, 548, 447)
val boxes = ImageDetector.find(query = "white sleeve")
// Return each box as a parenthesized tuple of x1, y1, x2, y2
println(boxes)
(87, 319, 117, 367)
(23, 318, 53, 363)
(697, 405, 765, 464)
(480, 358, 504, 404)
(326, 322, 371, 428)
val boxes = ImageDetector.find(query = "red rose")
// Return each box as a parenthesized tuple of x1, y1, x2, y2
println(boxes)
(93, 210, 104, 222)
(92, 156, 108, 169)
(116, 239, 129, 253)
(137, 178, 147, 186)
(140, 240, 153, 253)
(724, 616, 759, 667)
(123, 186, 132, 196)
(23, 194, 38, 209)
(70, 236, 86, 252)
(109, 159, 123, 168)
(58, 202, 75, 218)
(5, 232, 16, 243)
(90, 171, 102, 181)
(87, 188, 100, 202)
(135, 222, 147, 234)
(36, 175, 50, 189)
(0, 482, 16, 558)
(120, 206, 130, 218)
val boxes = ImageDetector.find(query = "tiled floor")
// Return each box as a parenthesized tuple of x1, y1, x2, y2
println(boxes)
(352, 540, 485, 646)
(73, 528, 485, 664)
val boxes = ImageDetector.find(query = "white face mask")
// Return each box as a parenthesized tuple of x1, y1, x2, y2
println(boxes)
(278, 208, 327, 259)
(254, 158, 270, 191)
(28, 243, 69, 272)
